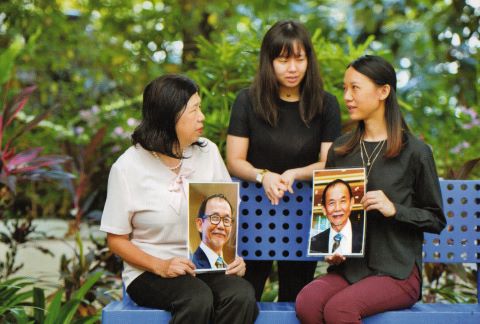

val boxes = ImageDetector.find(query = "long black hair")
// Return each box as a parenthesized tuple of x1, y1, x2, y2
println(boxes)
(131, 74, 204, 158)
(250, 20, 325, 127)
(336, 55, 409, 158)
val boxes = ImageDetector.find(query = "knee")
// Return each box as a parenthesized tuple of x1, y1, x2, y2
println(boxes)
(324, 299, 359, 324)
(225, 278, 256, 306)
(187, 286, 214, 313)
(295, 286, 322, 324)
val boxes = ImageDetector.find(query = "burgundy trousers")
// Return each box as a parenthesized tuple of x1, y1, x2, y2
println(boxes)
(295, 266, 420, 324)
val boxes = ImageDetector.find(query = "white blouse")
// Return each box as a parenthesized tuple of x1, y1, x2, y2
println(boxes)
(100, 138, 231, 287)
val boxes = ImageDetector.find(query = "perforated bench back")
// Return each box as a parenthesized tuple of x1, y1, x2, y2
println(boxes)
(236, 179, 480, 263)
(237, 180, 315, 261)
(423, 180, 480, 263)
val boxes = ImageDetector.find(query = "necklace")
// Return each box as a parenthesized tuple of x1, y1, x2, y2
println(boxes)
(151, 151, 183, 170)
(360, 139, 385, 166)
(360, 139, 385, 179)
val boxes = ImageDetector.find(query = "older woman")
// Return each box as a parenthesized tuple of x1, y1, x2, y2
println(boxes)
(100, 74, 257, 324)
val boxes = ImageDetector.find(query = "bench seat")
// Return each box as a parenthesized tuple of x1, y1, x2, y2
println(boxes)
(103, 300, 480, 323)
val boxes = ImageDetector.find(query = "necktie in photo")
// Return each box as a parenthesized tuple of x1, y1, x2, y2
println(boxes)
(332, 233, 342, 253)
(215, 256, 225, 269)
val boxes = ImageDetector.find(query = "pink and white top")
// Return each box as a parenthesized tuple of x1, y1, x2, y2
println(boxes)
(100, 138, 231, 287)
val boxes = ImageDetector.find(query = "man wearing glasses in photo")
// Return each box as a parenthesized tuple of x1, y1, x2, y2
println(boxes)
(193, 194, 234, 270)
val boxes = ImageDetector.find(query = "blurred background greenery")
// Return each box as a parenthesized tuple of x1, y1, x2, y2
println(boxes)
(0, 0, 479, 322)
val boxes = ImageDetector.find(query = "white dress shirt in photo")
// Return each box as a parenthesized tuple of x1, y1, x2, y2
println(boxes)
(328, 218, 353, 254)
(199, 241, 227, 269)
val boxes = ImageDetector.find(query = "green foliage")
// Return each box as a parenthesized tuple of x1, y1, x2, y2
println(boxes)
(40, 272, 102, 324)
(0, 276, 34, 322)
(60, 233, 122, 313)
(0, 273, 102, 323)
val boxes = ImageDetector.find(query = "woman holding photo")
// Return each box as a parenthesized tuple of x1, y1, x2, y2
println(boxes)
(226, 20, 341, 302)
(100, 74, 257, 324)
(296, 55, 446, 323)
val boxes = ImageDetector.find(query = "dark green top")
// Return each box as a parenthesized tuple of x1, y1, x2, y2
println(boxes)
(326, 132, 446, 284)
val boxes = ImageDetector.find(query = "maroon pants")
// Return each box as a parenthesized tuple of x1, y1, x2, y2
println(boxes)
(295, 266, 420, 324)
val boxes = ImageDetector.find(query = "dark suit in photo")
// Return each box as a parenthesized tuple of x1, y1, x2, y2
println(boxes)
(192, 246, 212, 269)
(309, 213, 364, 254)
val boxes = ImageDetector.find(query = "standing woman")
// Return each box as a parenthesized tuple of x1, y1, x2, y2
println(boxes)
(101, 75, 257, 324)
(226, 20, 341, 302)
(295, 55, 446, 323)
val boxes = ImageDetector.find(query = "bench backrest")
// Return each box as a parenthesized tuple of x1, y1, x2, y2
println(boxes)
(237, 179, 480, 264)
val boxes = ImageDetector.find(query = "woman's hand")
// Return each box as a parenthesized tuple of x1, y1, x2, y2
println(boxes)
(324, 253, 346, 266)
(226, 256, 246, 277)
(361, 190, 396, 217)
(262, 171, 287, 205)
(153, 257, 196, 278)
(280, 169, 298, 194)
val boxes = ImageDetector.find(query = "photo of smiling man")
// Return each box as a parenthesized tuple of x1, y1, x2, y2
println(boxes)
(188, 182, 239, 273)
(308, 168, 366, 257)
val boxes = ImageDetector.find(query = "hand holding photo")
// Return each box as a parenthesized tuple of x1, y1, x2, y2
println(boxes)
(308, 168, 366, 257)
(188, 182, 239, 273)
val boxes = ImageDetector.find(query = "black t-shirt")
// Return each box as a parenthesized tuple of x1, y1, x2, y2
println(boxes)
(227, 88, 341, 173)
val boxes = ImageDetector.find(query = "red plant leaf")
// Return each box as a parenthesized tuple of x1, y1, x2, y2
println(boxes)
(3, 85, 37, 128)
(6, 147, 43, 171)
(9, 154, 70, 174)
(83, 126, 107, 168)
(455, 157, 480, 179)
(0, 115, 4, 149)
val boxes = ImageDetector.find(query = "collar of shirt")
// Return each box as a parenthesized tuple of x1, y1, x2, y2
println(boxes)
(199, 241, 226, 268)
(328, 218, 353, 254)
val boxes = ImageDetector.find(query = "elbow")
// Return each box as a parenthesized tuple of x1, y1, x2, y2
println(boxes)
(430, 216, 447, 235)
(106, 233, 126, 255)
(106, 234, 115, 252)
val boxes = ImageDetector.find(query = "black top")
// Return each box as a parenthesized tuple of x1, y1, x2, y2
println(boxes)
(326, 132, 446, 284)
(228, 88, 341, 173)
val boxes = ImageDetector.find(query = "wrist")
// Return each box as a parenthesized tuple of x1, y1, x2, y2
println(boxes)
(153, 258, 167, 276)
(255, 169, 269, 184)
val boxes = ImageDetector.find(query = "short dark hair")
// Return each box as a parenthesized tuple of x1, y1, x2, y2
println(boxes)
(321, 179, 353, 206)
(336, 55, 409, 158)
(197, 193, 233, 219)
(250, 20, 325, 126)
(131, 74, 204, 159)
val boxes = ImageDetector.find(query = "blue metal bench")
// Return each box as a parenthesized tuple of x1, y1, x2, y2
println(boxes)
(102, 179, 480, 323)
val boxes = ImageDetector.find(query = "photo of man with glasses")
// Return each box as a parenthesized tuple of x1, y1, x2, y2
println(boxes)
(193, 193, 235, 270)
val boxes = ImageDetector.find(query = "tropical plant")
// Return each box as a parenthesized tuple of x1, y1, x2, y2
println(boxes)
(0, 276, 35, 322)
(0, 272, 102, 323)
(32, 271, 103, 324)
(60, 233, 122, 316)
(0, 84, 73, 197)
(62, 126, 121, 233)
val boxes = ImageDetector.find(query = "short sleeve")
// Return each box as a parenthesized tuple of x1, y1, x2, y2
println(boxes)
(100, 163, 134, 235)
(320, 93, 341, 142)
(227, 89, 251, 138)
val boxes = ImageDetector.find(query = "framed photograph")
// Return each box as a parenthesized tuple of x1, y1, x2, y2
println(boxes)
(188, 182, 239, 273)
(307, 168, 366, 257)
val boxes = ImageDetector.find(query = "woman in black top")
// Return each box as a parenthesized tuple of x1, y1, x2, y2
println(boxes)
(295, 55, 446, 323)
(226, 20, 341, 302)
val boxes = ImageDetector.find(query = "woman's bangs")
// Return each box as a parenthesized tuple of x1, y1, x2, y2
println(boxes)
(270, 37, 303, 58)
